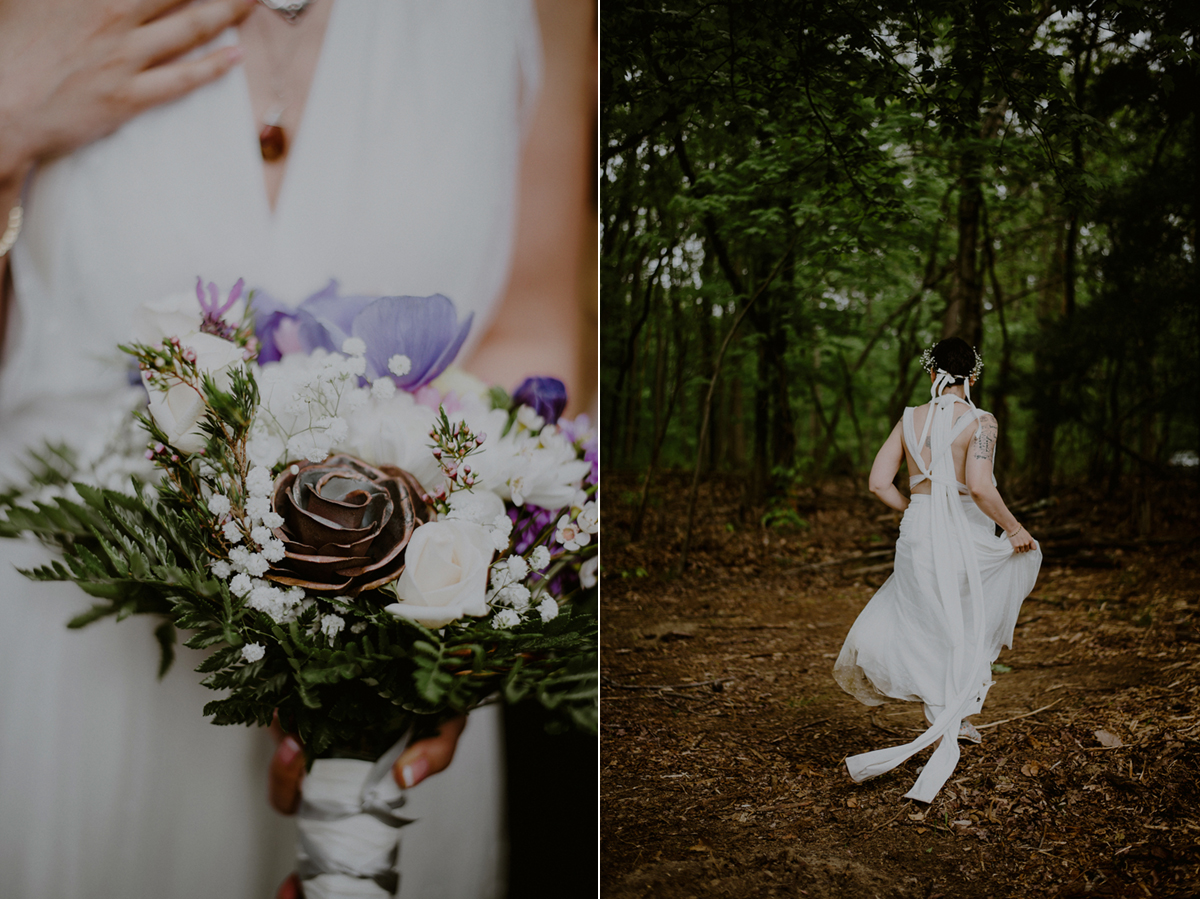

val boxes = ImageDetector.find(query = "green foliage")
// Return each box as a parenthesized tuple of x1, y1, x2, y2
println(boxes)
(602, 1, 1199, 495)
(761, 507, 809, 531)
(1, 434, 598, 763)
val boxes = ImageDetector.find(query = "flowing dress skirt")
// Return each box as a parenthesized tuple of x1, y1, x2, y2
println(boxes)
(833, 494, 1041, 800)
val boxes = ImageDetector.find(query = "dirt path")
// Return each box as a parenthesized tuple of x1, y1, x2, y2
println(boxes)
(601, 475, 1200, 898)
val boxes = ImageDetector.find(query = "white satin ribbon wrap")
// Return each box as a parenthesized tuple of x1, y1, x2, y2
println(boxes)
(297, 735, 415, 898)
(845, 384, 990, 802)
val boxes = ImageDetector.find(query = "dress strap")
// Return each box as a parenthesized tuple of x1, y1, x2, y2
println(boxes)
(904, 401, 975, 495)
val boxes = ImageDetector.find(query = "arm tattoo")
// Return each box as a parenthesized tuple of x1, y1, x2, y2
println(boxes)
(973, 416, 998, 460)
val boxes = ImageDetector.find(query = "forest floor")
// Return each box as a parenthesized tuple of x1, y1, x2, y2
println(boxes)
(600, 470, 1200, 899)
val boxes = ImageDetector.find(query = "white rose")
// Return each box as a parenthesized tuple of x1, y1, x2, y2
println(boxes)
(384, 520, 495, 628)
(143, 332, 245, 454)
(132, 293, 204, 345)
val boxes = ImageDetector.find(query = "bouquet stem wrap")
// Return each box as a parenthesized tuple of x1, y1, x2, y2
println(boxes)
(297, 734, 414, 898)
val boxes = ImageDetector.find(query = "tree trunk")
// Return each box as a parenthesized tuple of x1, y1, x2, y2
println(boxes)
(1029, 224, 1066, 498)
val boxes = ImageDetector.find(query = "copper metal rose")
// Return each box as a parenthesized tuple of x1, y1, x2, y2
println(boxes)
(266, 454, 432, 595)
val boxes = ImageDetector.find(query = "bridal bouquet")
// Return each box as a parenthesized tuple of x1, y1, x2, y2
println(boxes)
(0, 279, 597, 898)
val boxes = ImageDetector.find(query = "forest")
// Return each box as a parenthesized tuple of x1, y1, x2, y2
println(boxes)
(601, 0, 1197, 547)
(601, 2, 1200, 897)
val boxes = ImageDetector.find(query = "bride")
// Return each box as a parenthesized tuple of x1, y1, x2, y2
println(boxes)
(833, 337, 1041, 803)
(0, 0, 590, 896)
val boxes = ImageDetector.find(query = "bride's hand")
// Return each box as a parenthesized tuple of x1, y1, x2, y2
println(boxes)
(267, 713, 468, 816)
(0, 0, 253, 184)
(1008, 524, 1035, 554)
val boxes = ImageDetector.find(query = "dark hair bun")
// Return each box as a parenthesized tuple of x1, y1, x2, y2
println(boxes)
(931, 338, 975, 384)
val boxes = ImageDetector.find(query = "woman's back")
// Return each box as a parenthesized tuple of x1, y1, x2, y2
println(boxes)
(902, 401, 992, 495)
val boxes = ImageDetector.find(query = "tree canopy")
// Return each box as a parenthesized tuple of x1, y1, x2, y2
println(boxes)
(601, 0, 1199, 546)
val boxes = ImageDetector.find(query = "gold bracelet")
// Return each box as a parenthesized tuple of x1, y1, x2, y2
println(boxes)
(0, 204, 22, 258)
(1006, 523, 1024, 538)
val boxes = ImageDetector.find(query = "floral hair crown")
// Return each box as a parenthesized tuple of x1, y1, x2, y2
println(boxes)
(920, 344, 983, 380)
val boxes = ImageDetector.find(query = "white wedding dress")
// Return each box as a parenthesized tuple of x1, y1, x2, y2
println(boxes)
(833, 387, 1042, 802)
(0, 2, 541, 896)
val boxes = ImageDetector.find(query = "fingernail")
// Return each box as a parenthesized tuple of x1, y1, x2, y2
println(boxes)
(278, 735, 302, 768)
(399, 756, 429, 789)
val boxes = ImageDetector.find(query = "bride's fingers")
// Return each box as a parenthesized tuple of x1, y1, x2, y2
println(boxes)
(275, 872, 304, 899)
(129, 0, 254, 70)
(269, 734, 306, 815)
(129, 43, 243, 109)
(393, 714, 468, 789)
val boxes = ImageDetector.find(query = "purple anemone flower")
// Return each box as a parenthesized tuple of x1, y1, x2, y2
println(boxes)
(512, 377, 568, 425)
(250, 281, 372, 363)
(294, 280, 374, 354)
(249, 284, 472, 390)
(351, 295, 473, 391)
(249, 290, 301, 364)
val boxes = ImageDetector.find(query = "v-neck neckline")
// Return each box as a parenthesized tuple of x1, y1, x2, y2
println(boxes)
(234, 0, 340, 221)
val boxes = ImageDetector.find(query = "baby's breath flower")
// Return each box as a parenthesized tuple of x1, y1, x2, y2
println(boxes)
(250, 525, 273, 546)
(341, 337, 367, 357)
(529, 546, 551, 571)
(241, 642, 265, 663)
(223, 520, 244, 544)
(320, 614, 345, 645)
(210, 560, 233, 579)
(246, 495, 271, 522)
(245, 466, 274, 497)
(229, 573, 253, 597)
(261, 538, 287, 563)
(371, 377, 397, 400)
(489, 513, 513, 552)
(538, 598, 559, 623)
(490, 565, 513, 589)
(498, 583, 531, 611)
(387, 354, 412, 377)
(208, 494, 232, 517)
(262, 511, 285, 529)
(243, 553, 270, 577)
(493, 608, 520, 629)
(506, 555, 529, 581)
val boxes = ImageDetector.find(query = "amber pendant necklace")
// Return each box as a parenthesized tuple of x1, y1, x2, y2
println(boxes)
(259, 106, 287, 162)
(253, 6, 312, 163)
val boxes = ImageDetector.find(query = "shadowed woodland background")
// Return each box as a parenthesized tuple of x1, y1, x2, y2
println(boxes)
(601, 0, 1198, 550)
(600, 2, 1200, 897)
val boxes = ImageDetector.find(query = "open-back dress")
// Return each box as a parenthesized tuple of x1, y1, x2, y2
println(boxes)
(833, 388, 1042, 802)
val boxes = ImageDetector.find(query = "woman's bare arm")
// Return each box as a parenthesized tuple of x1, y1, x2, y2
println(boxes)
(462, 0, 595, 414)
(965, 414, 1035, 552)
(868, 420, 909, 512)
